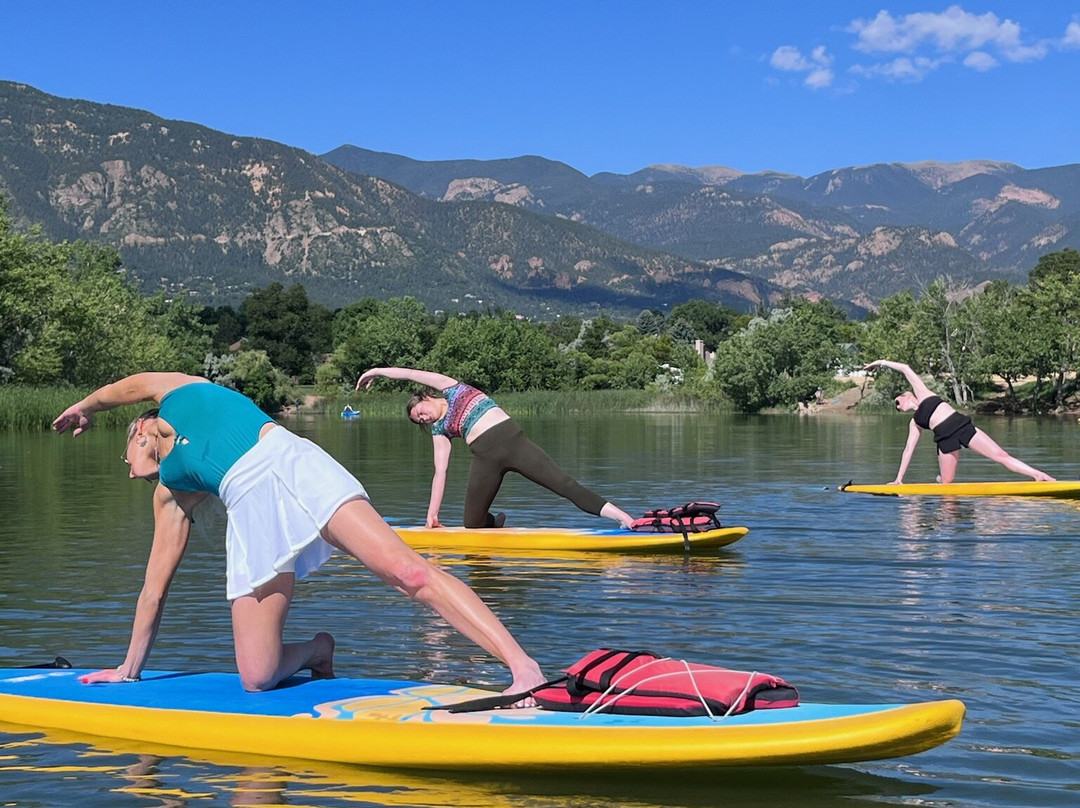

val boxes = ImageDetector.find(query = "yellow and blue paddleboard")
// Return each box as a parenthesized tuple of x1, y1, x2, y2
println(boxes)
(838, 480, 1080, 499)
(0, 668, 963, 769)
(393, 525, 749, 554)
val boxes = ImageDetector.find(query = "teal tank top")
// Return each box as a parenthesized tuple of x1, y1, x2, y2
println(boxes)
(157, 383, 274, 495)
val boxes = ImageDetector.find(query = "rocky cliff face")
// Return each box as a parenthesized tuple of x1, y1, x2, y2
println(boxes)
(0, 81, 777, 314)
(324, 146, 1080, 307)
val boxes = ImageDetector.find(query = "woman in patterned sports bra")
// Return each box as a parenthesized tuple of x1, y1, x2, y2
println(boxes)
(357, 367, 634, 530)
(864, 360, 1055, 485)
(52, 372, 546, 699)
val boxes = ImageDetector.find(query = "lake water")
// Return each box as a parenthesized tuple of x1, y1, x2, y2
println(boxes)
(1, 411, 1078, 807)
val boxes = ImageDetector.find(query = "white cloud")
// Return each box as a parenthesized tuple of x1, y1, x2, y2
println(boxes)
(771, 45, 813, 72)
(850, 56, 946, 82)
(1065, 21, 1080, 48)
(805, 67, 835, 89)
(847, 5, 1047, 65)
(772, 6, 1073, 90)
(963, 51, 999, 71)
(850, 7, 1013, 53)
(769, 44, 834, 89)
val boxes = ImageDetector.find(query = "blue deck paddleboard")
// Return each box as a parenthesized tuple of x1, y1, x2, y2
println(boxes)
(0, 667, 964, 769)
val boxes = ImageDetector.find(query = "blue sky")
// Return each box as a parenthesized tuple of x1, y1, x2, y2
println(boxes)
(1, 2, 1077, 177)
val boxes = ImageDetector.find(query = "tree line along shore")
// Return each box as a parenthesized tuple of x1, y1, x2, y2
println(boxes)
(3, 198, 1079, 431)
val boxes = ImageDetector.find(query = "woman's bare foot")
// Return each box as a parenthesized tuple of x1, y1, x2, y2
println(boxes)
(309, 632, 336, 679)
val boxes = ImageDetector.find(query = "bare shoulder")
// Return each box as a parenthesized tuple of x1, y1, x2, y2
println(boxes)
(142, 373, 211, 401)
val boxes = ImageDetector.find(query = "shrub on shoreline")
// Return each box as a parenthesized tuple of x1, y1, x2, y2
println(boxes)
(0, 386, 147, 432)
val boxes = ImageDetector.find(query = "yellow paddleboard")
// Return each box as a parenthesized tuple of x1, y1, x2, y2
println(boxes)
(0, 669, 964, 769)
(393, 525, 749, 553)
(838, 480, 1080, 499)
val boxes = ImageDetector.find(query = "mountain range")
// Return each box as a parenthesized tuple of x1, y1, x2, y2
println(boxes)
(2, 79, 1077, 317)
(323, 148, 1080, 311)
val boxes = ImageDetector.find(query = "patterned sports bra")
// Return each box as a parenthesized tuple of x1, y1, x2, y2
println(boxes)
(430, 384, 498, 440)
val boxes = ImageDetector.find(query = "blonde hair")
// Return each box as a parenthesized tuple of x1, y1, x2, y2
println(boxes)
(125, 408, 160, 442)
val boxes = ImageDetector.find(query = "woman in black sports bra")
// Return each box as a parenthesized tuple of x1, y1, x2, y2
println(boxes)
(864, 360, 1056, 485)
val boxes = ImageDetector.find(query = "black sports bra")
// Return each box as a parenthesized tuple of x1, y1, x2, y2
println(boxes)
(913, 396, 943, 429)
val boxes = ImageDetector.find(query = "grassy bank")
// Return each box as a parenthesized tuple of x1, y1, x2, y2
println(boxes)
(303, 388, 724, 418)
(2, 386, 723, 432)
(0, 386, 150, 432)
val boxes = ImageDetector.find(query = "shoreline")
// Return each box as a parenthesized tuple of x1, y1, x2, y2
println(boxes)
(799, 376, 1080, 418)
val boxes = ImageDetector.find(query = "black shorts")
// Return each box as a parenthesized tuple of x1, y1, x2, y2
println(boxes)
(932, 412, 977, 454)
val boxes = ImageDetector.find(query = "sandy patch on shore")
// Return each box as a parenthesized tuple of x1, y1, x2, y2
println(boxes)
(799, 379, 872, 415)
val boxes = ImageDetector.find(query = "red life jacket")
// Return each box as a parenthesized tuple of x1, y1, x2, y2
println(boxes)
(532, 649, 799, 717)
(432, 648, 799, 718)
(630, 501, 723, 534)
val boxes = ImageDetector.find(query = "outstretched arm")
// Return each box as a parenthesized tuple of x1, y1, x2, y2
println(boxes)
(864, 360, 934, 399)
(78, 486, 203, 683)
(425, 436, 452, 528)
(53, 372, 206, 436)
(356, 367, 459, 391)
(890, 419, 923, 484)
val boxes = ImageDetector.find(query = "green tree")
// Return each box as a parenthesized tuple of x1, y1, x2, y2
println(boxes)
(913, 279, 986, 404)
(242, 283, 329, 382)
(669, 300, 738, 351)
(972, 281, 1028, 407)
(0, 202, 183, 386)
(424, 313, 569, 391)
(206, 349, 295, 413)
(331, 297, 434, 384)
(543, 315, 584, 345)
(145, 293, 214, 375)
(331, 297, 382, 346)
(0, 202, 77, 383)
(668, 317, 697, 346)
(577, 315, 619, 358)
(712, 299, 847, 412)
(860, 292, 925, 368)
(1026, 248, 1080, 408)
(634, 309, 666, 337)
(200, 304, 246, 352)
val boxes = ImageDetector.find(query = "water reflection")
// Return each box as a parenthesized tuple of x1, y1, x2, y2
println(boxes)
(894, 496, 1074, 542)
(1, 725, 942, 808)
(2, 412, 1079, 808)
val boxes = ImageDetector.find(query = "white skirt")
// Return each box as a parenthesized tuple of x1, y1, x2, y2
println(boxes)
(218, 427, 368, 600)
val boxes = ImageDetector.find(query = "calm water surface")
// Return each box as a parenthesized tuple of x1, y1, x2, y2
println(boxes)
(1, 411, 1078, 807)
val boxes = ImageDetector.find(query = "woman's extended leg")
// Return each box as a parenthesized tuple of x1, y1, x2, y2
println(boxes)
(321, 498, 545, 696)
(230, 572, 335, 692)
(505, 434, 633, 527)
(966, 430, 1056, 481)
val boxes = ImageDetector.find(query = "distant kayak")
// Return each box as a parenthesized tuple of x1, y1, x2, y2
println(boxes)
(340, 405, 361, 419)
(838, 480, 1080, 499)
(0, 668, 964, 769)
(393, 525, 749, 553)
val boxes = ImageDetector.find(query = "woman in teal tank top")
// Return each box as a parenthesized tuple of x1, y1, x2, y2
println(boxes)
(52, 372, 545, 698)
(357, 366, 634, 530)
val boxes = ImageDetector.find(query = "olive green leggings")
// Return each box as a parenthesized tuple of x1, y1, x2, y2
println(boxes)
(464, 419, 608, 528)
